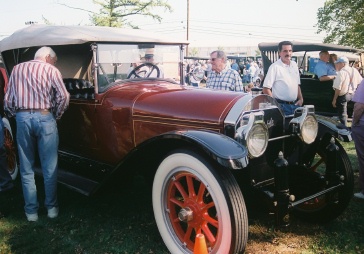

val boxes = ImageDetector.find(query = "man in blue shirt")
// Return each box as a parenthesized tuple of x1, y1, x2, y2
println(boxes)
(231, 59, 239, 72)
(314, 50, 337, 81)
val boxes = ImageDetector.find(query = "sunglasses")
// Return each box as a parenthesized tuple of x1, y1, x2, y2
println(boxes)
(210, 58, 219, 61)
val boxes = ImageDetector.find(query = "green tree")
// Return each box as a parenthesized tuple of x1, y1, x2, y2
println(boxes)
(188, 47, 199, 57)
(316, 0, 364, 48)
(90, 0, 172, 28)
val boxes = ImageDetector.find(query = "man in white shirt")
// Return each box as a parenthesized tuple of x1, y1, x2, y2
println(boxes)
(263, 41, 303, 116)
(332, 56, 363, 126)
(248, 61, 256, 83)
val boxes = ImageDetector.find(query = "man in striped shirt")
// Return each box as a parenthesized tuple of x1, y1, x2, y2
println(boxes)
(4, 46, 70, 222)
(206, 50, 244, 92)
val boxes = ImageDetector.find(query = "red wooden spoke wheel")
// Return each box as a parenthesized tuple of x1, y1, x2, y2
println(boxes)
(153, 150, 248, 254)
(166, 172, 218, 250)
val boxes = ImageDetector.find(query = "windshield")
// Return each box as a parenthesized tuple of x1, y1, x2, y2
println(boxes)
(97, 44, 182, 92)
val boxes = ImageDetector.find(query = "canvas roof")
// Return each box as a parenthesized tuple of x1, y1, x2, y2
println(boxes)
(0, 25, 189, 52)
(258, 41, 364, 54)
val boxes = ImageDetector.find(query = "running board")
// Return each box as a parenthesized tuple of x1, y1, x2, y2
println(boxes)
(34, 166, 100, 196)
(290, 182, 344, 208)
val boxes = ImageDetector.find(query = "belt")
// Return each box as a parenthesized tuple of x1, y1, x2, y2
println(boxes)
(17, 109, 50, 113)
(275, 98, 296, 105)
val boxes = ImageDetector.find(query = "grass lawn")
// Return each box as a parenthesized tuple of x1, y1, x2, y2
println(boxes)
(0, 141, 363, 253)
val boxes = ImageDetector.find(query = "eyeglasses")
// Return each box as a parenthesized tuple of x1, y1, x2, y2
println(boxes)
(210, 58, 219, 61)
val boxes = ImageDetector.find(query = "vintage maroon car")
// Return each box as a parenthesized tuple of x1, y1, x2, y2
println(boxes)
(0, 25, 354, 254)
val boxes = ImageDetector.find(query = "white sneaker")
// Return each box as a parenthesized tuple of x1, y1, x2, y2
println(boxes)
(354, 192, 364, 200)
(25, 213, 38, 222)
(47, 207, 59, 219)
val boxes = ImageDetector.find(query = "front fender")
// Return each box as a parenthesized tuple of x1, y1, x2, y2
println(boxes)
(316, 115, 352, 142)
(159, 130, 249, 170)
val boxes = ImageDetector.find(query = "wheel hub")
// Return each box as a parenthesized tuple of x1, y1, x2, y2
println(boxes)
(178, 207, 193, 222)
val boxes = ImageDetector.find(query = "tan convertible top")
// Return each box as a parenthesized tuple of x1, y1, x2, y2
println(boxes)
(258, 41, 364, 53)
(0, 24, 188, 52)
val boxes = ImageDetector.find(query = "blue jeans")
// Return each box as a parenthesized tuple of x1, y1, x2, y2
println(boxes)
(242, 75, 250, 83)
(0, 118, 13, 191)
(279, 103, 299, 116)
(16, 111, 59, 214)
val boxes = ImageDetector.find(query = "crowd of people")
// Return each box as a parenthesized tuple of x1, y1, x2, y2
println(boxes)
(184, 55, 264, 91)
(0, 41, 363, 223)
(313, 50, 363, 126)
(312, 50, 364, 199)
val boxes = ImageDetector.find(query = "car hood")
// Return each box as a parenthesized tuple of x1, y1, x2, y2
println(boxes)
(104, 82, 246, 126)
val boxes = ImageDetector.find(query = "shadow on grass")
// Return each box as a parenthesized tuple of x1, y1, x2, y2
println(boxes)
(2, 163, 364, 253)
(1, 176, 169, 254)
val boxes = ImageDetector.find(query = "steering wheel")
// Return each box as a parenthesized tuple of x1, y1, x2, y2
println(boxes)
(127, 62, 161, 79)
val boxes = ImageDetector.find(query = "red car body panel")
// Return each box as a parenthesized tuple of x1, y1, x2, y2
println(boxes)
(59, 80, 245, 165)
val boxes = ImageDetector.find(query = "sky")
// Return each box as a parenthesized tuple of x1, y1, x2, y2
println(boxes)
(0, 0, 328, 47)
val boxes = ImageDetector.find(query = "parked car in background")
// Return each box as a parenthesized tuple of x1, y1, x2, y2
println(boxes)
(0, 66, 17, 183)
(258, 41, 364, 118)
(0, 25, 354, 254)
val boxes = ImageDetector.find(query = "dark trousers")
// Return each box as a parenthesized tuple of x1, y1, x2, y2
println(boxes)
(352, 120, 364, 193)
(336, 93, 353, 126)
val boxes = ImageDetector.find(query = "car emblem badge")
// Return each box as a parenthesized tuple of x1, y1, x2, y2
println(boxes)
(267, 118, 274, 128)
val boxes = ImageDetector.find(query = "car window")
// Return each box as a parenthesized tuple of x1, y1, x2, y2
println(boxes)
(97, 44, 181, 92)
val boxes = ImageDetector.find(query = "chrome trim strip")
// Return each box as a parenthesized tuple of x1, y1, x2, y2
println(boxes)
(224, 94, 280, 127)
(224, 94, 253, 126)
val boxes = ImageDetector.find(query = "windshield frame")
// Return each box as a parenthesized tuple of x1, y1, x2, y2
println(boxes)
(93, 43, 186, 93)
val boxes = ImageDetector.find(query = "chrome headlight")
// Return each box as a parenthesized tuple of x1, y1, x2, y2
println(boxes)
(246, 123, 269, 158)
(235, 112, 269, 158)
(289, 105, 318, 144)
(301, 115, 318, 144)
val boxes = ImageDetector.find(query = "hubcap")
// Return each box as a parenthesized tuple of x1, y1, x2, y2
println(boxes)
(178, 207, 193, 222)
